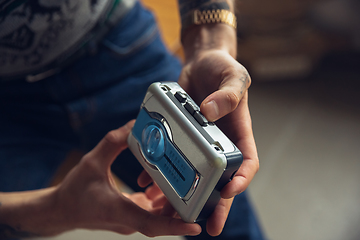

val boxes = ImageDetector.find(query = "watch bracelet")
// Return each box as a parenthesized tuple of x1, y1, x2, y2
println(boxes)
(194, 9, 237, 29)
(181, 8, 237, 34)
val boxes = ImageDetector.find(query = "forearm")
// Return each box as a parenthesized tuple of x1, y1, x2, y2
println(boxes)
(178, 0, 237, 59)
(0, 187, 67, 239)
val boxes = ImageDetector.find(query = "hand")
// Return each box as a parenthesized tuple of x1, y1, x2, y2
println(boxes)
(178, 49, 259, 236)
(55, 120, 201, 237)
(179, 49, 250, 121)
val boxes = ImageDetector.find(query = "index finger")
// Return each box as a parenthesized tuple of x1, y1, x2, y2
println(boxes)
(84, 120, 135, 171)
(206, 197, 234, 236)
(200, 65, 251, 122)
(217, 94, 259, 198)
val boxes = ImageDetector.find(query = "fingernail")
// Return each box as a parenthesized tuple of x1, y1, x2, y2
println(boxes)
(204, 100, 219, 121)
(187, 231, 201, 236)
(186, 225, 202, 236)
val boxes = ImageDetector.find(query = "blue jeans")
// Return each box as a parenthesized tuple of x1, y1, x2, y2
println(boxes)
(0, 2, 264, 239)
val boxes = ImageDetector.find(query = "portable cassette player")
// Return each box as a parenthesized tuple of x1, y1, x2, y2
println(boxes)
(127, 82, 243, 222)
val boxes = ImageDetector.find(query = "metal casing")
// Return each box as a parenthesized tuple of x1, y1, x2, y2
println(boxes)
(127, 82, 243, 222)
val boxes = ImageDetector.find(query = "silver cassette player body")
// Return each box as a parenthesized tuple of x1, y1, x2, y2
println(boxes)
(127, 82, 243, 223)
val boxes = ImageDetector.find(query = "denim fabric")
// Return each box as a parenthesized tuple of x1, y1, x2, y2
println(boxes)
(0, 2, 264, 239)
(0, 1, 181, 192)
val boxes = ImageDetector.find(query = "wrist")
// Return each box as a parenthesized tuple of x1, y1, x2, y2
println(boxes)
(178, 0, 237, 60)
(0, 187, 69, 238)
(181, 23, 237, 62)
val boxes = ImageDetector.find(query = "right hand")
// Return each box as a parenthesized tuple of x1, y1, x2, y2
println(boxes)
(54, 120, 201, 237)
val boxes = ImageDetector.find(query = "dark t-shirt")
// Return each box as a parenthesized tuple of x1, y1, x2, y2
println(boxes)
(0, 0, 113, 78)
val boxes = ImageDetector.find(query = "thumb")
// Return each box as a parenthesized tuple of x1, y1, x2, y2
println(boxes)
(87, 120, 135, 170)
(200, 69, 251, 122)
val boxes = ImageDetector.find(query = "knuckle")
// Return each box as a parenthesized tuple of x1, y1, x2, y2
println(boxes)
(104, 127, 129, 147)
(246, 72, 252, 88)
(138, 216, 156, 237)
(142, 227, 156, 238)
(80, 153, 98, 170)
(239, 64, 251, 88)
(226, 91, 240, 111)
(104, 130, 121, 144)
(81, 152, 92, 162)
(221, 65, 238, 80)
(254, 158, 260, 173)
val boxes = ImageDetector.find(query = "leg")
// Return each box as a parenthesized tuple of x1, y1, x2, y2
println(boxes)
(41, 2, 182, 191)
(0, 80, 79, 191)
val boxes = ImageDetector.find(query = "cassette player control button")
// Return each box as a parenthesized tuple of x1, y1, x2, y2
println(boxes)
(142, 124, 165, 162)
(174, 91, 187, 103)
(194, 111, 208, 126)
(184, 101, 198, 115)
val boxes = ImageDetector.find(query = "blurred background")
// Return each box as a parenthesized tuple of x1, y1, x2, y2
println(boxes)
(236, 1, 360, 239)
(33, 0, 360, 239)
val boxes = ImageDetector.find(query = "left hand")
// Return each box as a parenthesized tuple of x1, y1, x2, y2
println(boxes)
(55, 121, 201, 237)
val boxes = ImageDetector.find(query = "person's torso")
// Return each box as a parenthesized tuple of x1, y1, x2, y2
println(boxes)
(0, 0, 115, 78)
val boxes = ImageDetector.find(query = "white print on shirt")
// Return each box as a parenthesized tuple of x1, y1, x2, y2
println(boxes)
(0, 0, 111, 77)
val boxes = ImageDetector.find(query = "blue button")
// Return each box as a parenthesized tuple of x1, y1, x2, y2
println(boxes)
(142, 124, 165, 162)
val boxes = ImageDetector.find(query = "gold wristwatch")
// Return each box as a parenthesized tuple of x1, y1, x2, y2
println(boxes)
(192, 9, 237, 29)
